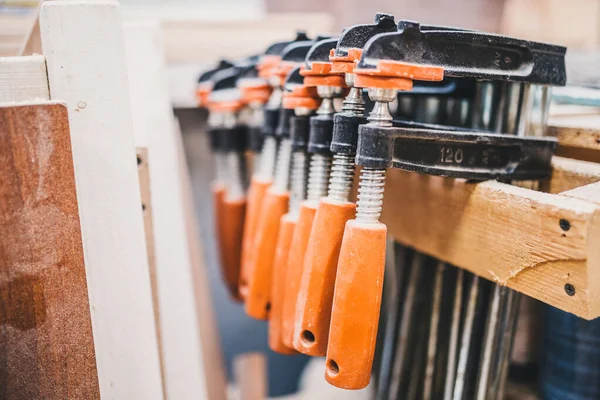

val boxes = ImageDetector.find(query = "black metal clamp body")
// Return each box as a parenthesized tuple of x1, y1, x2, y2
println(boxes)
(354, 22, 567, 181)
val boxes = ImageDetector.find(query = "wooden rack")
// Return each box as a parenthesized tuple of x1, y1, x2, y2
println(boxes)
(382, 124, 600, 319)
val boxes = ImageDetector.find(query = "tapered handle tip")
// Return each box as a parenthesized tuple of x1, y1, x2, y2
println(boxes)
(293, 198, 356, 356)
(220, 197, 246, 301)
(268, 215, 298, 354)
(325, 219, 387, 390)
(244, 188, 289, 320)
(281, 201, 317, 348)
(239, 177, 272, 299)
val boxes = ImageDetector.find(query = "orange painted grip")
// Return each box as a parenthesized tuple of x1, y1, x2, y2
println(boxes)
(239, 177, 272, 299)
(292, 198, 356, 356)
(220, 197, 246, 301)
(325, 219, 387, 390)
(268, 214, 298, 354)
(212, 183, 226, 284)
(244, 188, 289, 320)
(281, 201, 317, 348)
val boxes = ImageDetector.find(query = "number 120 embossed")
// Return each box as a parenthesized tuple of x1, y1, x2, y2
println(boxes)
(440, 147, 464, 164)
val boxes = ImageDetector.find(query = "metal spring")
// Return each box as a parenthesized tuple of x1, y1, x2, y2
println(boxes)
(307, 153, 332, 202)
(341, 87, 365, 116)
(355, 168, 386, 223)
(328, 153, 355, 203)
(289, 151, 308, 217)
(215, 152, 228, 184)
(225, 152, 247, 201)
(258, 135, 277, 180)
(272, 138, 292, 192)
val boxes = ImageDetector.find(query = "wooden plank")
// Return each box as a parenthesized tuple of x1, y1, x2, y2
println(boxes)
(175, 118, 228, 400)
(542, 156, 600, 194)
(0, 102, 100, 399)
(234, 353, 267, 400)
(39, 2, 164, 398)
(382, 165, 600, 319)
(547, 121, 600, 163)
(136, 146, 167, 396)
(161, 13, 333, 64)
(124, 20, 213, 400)
(0, 55, 49, 104)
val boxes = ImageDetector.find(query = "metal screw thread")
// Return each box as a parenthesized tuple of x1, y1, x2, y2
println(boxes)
(225, 151, 247, 201)
(327, 153, 355, 203)
(257, 135, 277, 180)
(355, 168, 386, 223)
(272, 138, 292, 192)
(368, 101, 393, 127)
(289, 151, 308, 217)
(215, 152, 228, 184)
(341, 87, 365, 116)
(307, 153, 332, 202)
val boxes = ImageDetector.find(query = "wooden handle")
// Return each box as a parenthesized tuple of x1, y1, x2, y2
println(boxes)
(239, 177, 272, 299)
(325, 219, 387, 390)
(244, 188, 289, 320)
(293, 198, 356, 355)
(220, 197, 246, 301)
(281, 201, 317, 348)
(268, 214, 298, 354)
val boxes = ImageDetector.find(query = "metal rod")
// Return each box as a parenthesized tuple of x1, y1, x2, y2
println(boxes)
(423, 261, 446, 399)
(443, 269, 464, 400)
(452, 275, 480, 400)
(389, 252, 423, 399)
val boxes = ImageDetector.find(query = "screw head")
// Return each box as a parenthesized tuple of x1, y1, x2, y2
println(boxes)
(559, 219, 571, 231)
(565, 283, 576, 296)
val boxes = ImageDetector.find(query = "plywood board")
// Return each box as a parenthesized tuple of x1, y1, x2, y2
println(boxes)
(124, 20, 214, 400)
(39, 2, 164, 398)
(0, 102, 100, 399)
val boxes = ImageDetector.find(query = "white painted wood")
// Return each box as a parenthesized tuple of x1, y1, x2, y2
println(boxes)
(39, 2, 164, 399)
(123, 20, 215, 400)
(0, 55, 49, 104)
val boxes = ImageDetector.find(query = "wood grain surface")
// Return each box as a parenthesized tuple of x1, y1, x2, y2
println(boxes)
(382, 156, 600, 319)
(0, 102, 99, 399)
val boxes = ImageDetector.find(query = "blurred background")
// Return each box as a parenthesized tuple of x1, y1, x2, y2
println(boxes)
(1, 0, 598, 397)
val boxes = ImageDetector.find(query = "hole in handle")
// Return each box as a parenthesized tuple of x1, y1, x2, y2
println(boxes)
(327, 359, 340, 376)
(301, 330, 315, 346)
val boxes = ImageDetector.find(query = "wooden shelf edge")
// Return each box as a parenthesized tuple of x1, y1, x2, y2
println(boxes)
(382, 156, 600, 320)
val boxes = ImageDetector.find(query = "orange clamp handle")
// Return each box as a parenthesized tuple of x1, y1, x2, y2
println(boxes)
(219, 197, 246, 301)
(325, 219, 387, 390)
(281, 201, 317, 348)
(268, 214, 298, 354)
(212, 182, 226, 260)
(244, 188, 289, 320)
(239, 177, 272, 299)
(292, 198, 356, 356)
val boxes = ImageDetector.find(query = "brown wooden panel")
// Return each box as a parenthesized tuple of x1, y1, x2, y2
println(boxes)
(382, 162, 600, 319)
(0, 103, 99, 399)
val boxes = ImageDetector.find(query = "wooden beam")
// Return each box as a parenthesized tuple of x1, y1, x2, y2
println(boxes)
(136, 146, 167, 396)
(0, 55, 49, 104)
(0, 102, 100, 399)
(382, 157, 600, 319)
(548, 116, 600, 163)
(175, 118, 228, 400)
(39, 2, 164, 398)
(124, 20, 218, 399)
(542, 156, 600, 193)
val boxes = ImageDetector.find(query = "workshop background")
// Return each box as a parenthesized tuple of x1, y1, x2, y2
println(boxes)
(1, 0, 597, 398)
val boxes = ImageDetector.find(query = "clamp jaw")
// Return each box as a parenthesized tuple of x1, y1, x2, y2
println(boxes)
(325, 23, 567, 390)
(196, 59, 234, 107)
(353, 22, 567, 180)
